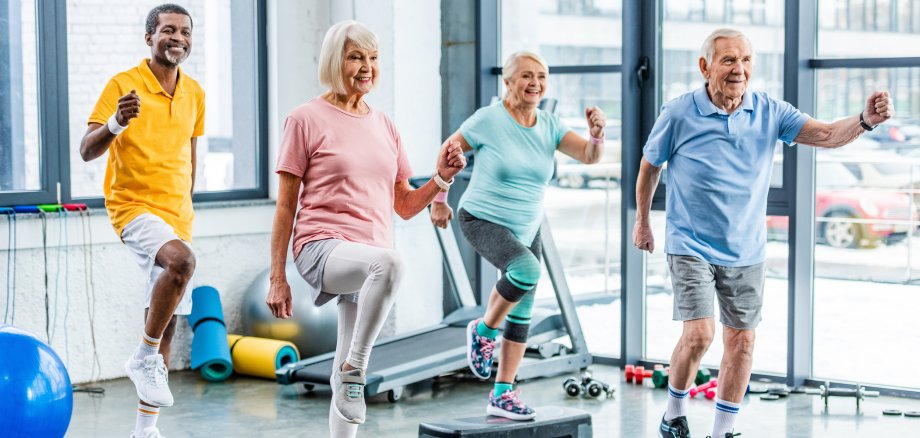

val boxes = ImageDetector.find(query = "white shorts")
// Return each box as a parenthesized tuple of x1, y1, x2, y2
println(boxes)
(120, 213, 194, 315)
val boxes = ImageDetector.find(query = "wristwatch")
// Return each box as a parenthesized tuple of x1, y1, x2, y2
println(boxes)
(859, 112, 876, 131)
(433, 172, 453, 191)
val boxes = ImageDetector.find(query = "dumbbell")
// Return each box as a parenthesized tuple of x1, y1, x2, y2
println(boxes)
(689, 378, 718, 398)
(563, 372, 614, 399)
(624, 365, 653, 384)
(695, 368, 712, 385)
(819, 381, 879, 411)
(652, 367, 670, 389)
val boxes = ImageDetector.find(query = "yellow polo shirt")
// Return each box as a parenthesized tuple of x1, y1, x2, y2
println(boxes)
(89, 59, 205, 242)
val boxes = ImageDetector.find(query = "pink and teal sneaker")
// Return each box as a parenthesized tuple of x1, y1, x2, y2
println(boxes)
(466, 318, 496, 379)
(486, 389, 536, 421)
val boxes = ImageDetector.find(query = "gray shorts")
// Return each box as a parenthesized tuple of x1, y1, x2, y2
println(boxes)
(667, 254, 765, 330)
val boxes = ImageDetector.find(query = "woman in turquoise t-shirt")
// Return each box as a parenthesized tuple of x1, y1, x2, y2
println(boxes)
(430, 51, 607, 420)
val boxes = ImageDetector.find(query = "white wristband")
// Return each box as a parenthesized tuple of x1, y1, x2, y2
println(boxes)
(433, 172, 453, 191)
(107, 113, 127, 135)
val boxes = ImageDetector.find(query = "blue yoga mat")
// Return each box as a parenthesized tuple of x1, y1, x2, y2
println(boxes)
(188, 286, 233, 382)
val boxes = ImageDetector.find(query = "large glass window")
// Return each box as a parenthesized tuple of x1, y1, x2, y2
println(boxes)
(813, 67, 920, 388)
(501, 0, 623, 356)
(0, 0, 264, 207)
(66, 0, 261, 198)
(0, 0, 40, 192)
(818, 0, 920, 57)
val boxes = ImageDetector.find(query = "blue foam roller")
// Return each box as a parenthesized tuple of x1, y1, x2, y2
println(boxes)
(189, 286, 233, 382)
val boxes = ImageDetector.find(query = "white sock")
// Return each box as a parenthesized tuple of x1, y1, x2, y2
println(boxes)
(133, 333, 160, 361)
(665, 383, 690, 421)
(135, 403, 159, 436)
(712, 397, 741, 437)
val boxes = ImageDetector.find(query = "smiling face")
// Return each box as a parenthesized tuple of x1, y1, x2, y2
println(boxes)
(504, 57, 547, 107)
(340, 41, 378, 96)
(146, 12, 192, 67)
(700, 36, 753, 101)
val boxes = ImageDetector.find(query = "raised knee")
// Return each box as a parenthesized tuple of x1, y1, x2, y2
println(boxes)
(163, 250, 195, 285)
(506, 255, 541, 290)
(372, 250, 404, 283)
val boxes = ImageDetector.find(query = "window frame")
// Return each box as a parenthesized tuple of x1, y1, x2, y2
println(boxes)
(476, 0, 920, 398)
(0, 0, 269, 208)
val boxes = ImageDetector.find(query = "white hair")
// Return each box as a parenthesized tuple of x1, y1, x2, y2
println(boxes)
(318, 21, 379, 95)
(502, 51, 549, 98)
(700, 28, 754, 66)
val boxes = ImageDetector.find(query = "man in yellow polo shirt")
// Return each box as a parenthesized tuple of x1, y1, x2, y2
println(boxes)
(78, 4, 204, 437)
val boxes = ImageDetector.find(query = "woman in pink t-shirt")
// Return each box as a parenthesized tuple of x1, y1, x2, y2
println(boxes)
(267, 21, 465, 437)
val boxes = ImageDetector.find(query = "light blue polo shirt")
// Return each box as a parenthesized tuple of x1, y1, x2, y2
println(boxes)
(643, 87, 809, 266)
(458, 102, 569, 246)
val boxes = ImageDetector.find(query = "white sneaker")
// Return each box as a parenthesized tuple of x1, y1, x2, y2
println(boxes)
(124, 354, 173, 407)
(130, 427, 165, 438)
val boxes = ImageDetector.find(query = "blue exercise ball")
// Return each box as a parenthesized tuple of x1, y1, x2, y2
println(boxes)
(0, 324, 73, 437)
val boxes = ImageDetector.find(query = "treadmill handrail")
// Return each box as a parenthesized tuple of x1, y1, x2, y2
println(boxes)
(540, 215, 591, 356)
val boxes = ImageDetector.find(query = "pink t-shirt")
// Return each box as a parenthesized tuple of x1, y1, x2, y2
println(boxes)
(276, 98, 413, 257)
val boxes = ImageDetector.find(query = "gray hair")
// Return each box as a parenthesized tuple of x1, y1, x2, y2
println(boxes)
(502, 51, 549, 98)
(502, 51, 549, 82)
(700, 28, 753, 66)
(318, 21, 379, 95)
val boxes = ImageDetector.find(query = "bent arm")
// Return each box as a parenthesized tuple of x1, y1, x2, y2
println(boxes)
(444, 130, 473, 153)
(557, 130, 603, 164)
(793, 117, 864, 149)
(79, 123, 117, 162)
(393, 179, 442, 220)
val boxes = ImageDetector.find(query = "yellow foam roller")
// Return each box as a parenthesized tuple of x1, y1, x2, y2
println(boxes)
(227, 334, 300, 379)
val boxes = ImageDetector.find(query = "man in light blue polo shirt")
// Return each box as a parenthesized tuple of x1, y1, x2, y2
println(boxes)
(634, 29, 893, 438)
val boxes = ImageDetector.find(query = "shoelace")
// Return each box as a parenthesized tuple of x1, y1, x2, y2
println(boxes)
(345, 383, 364, 399)
(669, 420, 689, 437)
(480, 337, 496, 361)
(144, 359, 168, 388)
(500, 389, 527, 409)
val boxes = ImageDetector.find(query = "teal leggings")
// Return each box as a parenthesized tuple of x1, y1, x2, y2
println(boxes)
(458, 209, 542, 343)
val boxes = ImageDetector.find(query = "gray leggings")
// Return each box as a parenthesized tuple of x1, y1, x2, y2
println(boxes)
(321, 241, 403, 438)
(458, 209, 542, 343)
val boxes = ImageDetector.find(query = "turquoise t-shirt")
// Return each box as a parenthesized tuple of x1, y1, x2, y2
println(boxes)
(458, 102, 569, 246)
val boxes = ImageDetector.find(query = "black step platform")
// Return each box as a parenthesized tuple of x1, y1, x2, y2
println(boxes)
(418, 406, 592, 438)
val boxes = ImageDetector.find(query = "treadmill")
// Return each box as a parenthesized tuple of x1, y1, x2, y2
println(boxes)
(275, 207, 592, 402)
(276, 98, 592, 401)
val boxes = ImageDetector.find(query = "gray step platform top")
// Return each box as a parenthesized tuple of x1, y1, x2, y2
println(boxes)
(418, 406, 592, 438)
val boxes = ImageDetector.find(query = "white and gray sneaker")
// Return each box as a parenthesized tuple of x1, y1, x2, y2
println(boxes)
(330, 367, 366, 424)
(130, 427, 165, 438)
(124, 354, 173, 407)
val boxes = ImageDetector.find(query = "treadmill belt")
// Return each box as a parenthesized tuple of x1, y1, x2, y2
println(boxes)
(290, 326, 467, 384)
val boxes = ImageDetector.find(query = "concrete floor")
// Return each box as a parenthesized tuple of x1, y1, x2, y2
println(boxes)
(69, 365, 920, 437)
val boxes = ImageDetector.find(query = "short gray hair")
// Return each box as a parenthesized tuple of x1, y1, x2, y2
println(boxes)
(318, 21, 379, 95)
(502, 51, 549, 98)
(502, 51, 549, 83)
(700, 28, 753, 66)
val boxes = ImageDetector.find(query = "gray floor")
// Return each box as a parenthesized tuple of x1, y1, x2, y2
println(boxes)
(69, 365, 920, 437)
